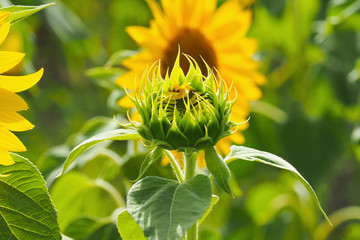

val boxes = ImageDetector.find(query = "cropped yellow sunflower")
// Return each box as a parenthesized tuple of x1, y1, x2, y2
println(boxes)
(0, 11, 43, 165)
(116, 0, 265, 154)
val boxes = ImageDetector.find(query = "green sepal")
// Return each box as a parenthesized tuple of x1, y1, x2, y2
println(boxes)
(182, 114, 204, 146)
(204, 146, 233, 196)
(136, 125, 153, 141)
(194, 127, 213, 149)
(165, 123, 189, 149)
(149, 114, 166, 140)
(160, 115, 172, 135)
(133, 146, 163, 182)
(206, 115, 221, 140)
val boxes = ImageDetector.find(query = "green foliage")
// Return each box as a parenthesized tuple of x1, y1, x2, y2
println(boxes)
(225, 146, 331, 224)
(0, 154, 61, 240)
(1, 0, 359, 239)
(117, 210, 147, 240)
(204, 146, 232, 195)
(62, 129, 141, 173)
(135, 146, 163, 181)
(127, 175, 212, 240)
(50, 172, 122, 230)
(0, 3, 54, 23)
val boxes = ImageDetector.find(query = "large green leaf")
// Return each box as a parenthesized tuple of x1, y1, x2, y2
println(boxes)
(117, 210, 146, 240)
(62, 129, 141, 173)
(0, 154, 61, 239)
(224, 146, 331, 224)
(0, 3, 55, 24)
(127, 175, 212, 240)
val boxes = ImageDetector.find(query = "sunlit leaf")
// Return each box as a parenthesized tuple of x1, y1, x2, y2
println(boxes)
(199, 195, 219, 224)
(64, 216, 120, 240)
(224, 146, 331, 224)
(0, 154, 61, 239)
(50, 172, 122, 230)
(127, 175, 212, 240)
(0, 3, 55, 24)
(62, 129, 141, 174)
(117, 210, 146, 240)
(315, 206, 360, 240)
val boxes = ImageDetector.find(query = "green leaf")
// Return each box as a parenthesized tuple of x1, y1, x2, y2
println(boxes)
(50, 172, 122, 230)
(224, 146, 331, 224)
(117, 210, 146, 240)
(62, 129, 141, 174)
(204, 146, 233, 196)
(127, 175, 212, 240)
(134, 146, 163, 181)
(0, 3, 55, 24)
(0, 154, 61, 240)
(199, 195, 219, 224)
(63, 216, 120, 240)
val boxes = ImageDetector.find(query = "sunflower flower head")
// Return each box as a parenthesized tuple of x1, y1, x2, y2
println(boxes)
(0, 11, 43, 165)
(116, 0, 266, 154)
(123, 51, 237, 152)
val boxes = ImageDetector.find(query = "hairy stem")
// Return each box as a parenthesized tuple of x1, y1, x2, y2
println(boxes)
(185, 149, 198, 240)
(164, 150, 185, 183)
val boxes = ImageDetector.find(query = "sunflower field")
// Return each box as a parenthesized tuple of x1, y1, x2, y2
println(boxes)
(0, 0, 359, 239)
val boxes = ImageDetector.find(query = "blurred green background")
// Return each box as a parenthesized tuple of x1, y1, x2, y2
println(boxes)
(2, 0, 360, 239)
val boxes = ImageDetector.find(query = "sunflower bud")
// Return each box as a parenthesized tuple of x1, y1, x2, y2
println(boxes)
(126, 51, 236, 152)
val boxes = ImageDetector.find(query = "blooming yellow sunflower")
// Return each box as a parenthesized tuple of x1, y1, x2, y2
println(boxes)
(116, 0, 265, 154)
(0, 11, 43, 165)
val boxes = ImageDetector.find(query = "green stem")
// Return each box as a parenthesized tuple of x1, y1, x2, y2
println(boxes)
(184, 149, 198, 240)
(164, 150, 185, 183)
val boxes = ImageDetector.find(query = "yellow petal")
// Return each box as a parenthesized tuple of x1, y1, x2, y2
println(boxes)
(0, 68, 43, 92)
(206, 2, 251, 40)
(0, 11, 11, 26)
(0, 21, 10, 46)
(126, 26, 165, 55)
(0, 88, 28, 111)
(115, 71, 142, 90)
(228, 131, 246, 145)
(0, 149, 15, 166)
(216, 138, 232, 155)
(217, 53, 259, 70)
(130, 110, 141, 122)
(216, 132, 245, 155)
(145, 0, 173, 40)
(214, 38, 258, 59)
(0, 51, 25, 74)
(117, 95, 135, 109)
(121, 51, 157, 70)
(0, 126, 26, 152)
(181, 0, 216, 28)
(161, 0, 182, 28)
(197, 151, 206, 168)
(221, 68, 263, 101)
(161, 150, 184, 168)
(219, 57, 266, 86)
(0, 112, 33, 131)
